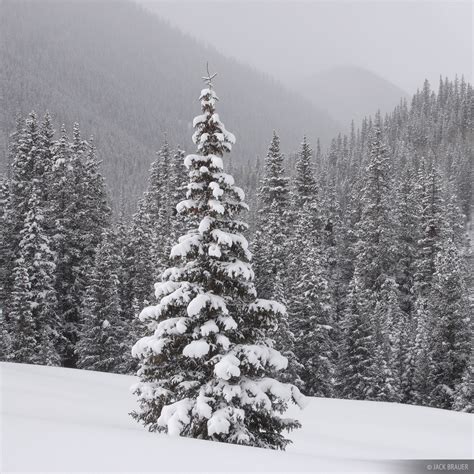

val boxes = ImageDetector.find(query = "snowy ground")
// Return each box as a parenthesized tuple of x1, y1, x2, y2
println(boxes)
(1, 362, 472, 473)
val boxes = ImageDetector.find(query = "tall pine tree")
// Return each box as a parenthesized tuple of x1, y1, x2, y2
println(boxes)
(131, 70, 305, 449)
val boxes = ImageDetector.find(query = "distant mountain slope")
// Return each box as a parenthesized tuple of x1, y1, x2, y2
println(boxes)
(0, 0, 339, 207)
(297, 66, 409, 127)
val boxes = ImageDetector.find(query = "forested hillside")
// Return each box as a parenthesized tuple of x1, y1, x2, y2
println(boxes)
(1, 76, 472, 415)
(1, 0, 471, 464)
(0, 0, 339, 209)
(251, 77, 473, 411)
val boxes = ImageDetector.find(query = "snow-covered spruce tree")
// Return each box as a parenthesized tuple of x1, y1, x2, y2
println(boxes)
(289, 137, 334, 397)
(114, 212, 142, 374)
(77, 229, 128, 373)
(51, 126, 87, 366)
(453, 366, 473, 413)
(143, 139, 171, 226)
(128, 141, 174, 310)
(253, 131, 290, 300)
(253, 132, 301, 386)
(4, 113, 42, 321)
(337, 275, 376, 400)
(3, 113, 60, 365)
(319, 173, 344, 385)
(411, 161, 448, 404)
(79, 138, 112, 283)
(131, 72, 305, 449)
(51, 126, 110, 367)
(393, 165, 421, 403)
(427, 240, 471, 409)
(168, 146, 188, 244)
(9, 184, 59, 365)
(128, 197, 155, 309)
(353, 125, 396, 293)
(8, 257, 36, 363)
(0, 174, 12, 359)
(395, 165, 420, 317)
(372, 278, 404, 401)
(413, 161, 446, 291)
(338, 124, 400, 400)
(147, 140, 173, 280)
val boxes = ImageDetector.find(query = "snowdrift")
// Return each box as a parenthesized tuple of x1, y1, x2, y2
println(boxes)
(1, 362, 471, 472)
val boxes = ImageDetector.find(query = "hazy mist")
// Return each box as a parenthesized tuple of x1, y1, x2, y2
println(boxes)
(141, 0, 472, 94)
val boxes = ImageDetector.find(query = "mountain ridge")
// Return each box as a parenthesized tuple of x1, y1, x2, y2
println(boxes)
(0, 0, 340, 208)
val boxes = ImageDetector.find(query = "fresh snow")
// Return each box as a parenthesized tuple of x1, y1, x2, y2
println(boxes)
(182, 339, 210, 358)
(1, 362, 472, 473)
(214, 354, 241, 380)
(187, 292, 228, 317)
(249, 298, 286, 315)
(158, 398, 194, 436)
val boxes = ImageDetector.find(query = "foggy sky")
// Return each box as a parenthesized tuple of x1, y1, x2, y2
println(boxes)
(140, 0, 472, 94)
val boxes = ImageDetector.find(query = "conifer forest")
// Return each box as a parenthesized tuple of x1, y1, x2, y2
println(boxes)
(0, 0, 472, 463)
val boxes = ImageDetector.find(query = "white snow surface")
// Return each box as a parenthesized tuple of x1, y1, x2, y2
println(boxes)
(1, 362, 472, 473)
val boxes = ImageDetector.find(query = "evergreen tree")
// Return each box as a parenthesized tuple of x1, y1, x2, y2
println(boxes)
(80, 138, 112, 280)
(50, 126, 110, 367)
(428, 241, 471, 409)
(411, 161, 448, 404)
(289, 137, 334, 396)
(127, 140, 175, 311)
(372, 278, 403, 401)
(131, 72, 304, 449)
(8, 257, 36, 363)
(77, 229, 128, 373)
(115, 212, 142, 374)
(339, 125, 400, 400)
(147, 140, 173, 279)
(169, 146, 188, 244)
(293, 136, 316, 205)
(3, 113, 60, 365)
(393, 165, 419, 404)
(337, 276, 376, 400)
(414, 161, 446, 290)
(354, 125, 396, 292)
(253, 131, 290, 299)
(9, 184, 59, 365)
(0, 174, 12, 358)
(253, 131, 300, 385)
(128, 198, 155, 309)
(3, 113, 42, 325)
(50, 126, 84, 367)
(453, 366, 472, 413)
(395, 165, 420, 316)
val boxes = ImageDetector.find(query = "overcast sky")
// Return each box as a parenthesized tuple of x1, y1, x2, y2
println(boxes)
(140, 0, 472, 94)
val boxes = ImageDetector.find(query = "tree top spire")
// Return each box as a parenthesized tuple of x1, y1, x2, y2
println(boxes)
(202, 62, 217, 89)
